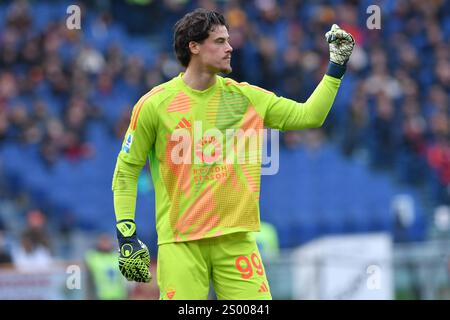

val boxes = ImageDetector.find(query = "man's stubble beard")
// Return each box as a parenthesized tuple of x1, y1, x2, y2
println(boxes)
(220, 66, 232, 74)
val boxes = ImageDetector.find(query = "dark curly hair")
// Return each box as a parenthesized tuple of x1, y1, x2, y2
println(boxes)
(173, 8, 229, 67)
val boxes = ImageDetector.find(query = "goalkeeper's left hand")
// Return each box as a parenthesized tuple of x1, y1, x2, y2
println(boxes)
(116, 219, 151, 283)
(325, 24, 355, 65)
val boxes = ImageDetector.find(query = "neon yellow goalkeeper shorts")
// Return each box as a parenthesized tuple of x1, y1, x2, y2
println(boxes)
(157, 232, 272, 300)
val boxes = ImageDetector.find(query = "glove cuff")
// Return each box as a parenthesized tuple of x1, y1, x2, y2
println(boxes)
(116, 219, 137, 239)
(326, 61, 347, 79)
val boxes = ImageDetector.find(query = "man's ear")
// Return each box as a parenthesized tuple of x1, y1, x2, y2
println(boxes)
(188, 41, 200, 55)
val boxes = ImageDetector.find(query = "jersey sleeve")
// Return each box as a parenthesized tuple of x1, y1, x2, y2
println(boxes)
(118, 96, 157, 166)
(245, 74, 341, 131)
(112, 94, 158, 222)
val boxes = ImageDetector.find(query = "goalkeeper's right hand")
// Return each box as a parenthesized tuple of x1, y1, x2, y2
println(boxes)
(116, 219, 151, 283)
(325, 24, 355, 65)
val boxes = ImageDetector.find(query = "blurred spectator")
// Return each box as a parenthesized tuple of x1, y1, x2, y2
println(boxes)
(282, 131, 302, 150)
(63, 129, 94, 161)
(24, 208, 52, 250)
(12, 230, 53, 272)
(84, 234, 128, 300)
(255, 220, 280, 261)
(369, 93, 398, 170)
(0, 108, 9, 145)
(0, 218, 12, 266)
(340, 90, 369, 158)
(426, 113, 450, 204)
(396, 98, 427, 185)
(0, 231, 12, 266)
(8, 104, 30, 143)
(114, 107, 132, 140)
(40, 118, 66, 167)
(76, 45, 106, 75)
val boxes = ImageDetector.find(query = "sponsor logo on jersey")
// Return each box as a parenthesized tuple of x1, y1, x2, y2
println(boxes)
(123, 133, 133, 153)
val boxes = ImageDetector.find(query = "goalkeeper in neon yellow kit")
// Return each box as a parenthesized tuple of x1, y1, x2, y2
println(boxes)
(112, 9, 354, 299)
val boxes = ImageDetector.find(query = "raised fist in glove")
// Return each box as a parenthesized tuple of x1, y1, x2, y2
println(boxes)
(116, 219, 151, 283)
(325, 24, 355, 65)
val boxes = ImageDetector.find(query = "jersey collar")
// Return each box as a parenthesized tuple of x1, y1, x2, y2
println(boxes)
(176, 72, 220, 96)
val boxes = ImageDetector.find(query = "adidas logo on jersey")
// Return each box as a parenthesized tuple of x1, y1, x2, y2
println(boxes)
(175, 118, 191, 129)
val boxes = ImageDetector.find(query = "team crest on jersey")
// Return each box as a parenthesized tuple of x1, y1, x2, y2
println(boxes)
(123, 133, 133, 153)
(165, 287, 176, 300)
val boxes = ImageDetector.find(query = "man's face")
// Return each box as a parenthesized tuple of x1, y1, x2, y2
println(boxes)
(191, 25, 233, 74)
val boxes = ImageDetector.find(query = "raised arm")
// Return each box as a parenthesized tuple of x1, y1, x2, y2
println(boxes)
(260, 24, 355, 131)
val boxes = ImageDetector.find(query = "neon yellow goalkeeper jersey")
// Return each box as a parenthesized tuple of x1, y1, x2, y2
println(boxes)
(113, 72, 342, 245)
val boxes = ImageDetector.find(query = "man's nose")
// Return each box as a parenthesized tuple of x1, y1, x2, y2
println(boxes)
(226, 42, 233, 53)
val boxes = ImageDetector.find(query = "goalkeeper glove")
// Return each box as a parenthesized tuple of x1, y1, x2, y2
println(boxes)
(325, 24, 355, 65)
(116, 219, 151, 283)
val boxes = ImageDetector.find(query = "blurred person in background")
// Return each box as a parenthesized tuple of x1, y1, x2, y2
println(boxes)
(254, 220, 280, 261)
(0, 232, 12, 266)
(85, 233, 128, 300)
(112, 8, 354, 300)
(0, 218, 12, 267)
(11, 208, 54, 272)
(426, 112, 450, 205)
(22, 208, 52, 251)
(12, 230, 53, 272)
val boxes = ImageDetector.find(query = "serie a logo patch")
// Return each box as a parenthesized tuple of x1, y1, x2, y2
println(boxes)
(123, 133, 133, 153)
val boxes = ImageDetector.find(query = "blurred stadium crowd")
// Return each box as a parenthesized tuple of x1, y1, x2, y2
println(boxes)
(0, 0, 449, 293)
